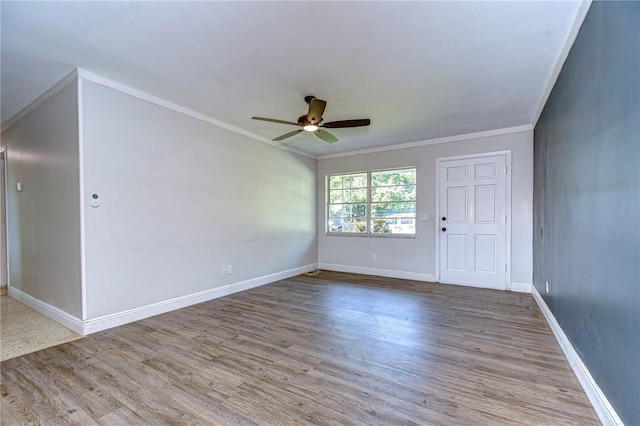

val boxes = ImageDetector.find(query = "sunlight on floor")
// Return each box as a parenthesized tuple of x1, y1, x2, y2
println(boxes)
(0, 295, 82, 361)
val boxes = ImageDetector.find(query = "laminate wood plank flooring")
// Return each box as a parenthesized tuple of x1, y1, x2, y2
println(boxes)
(1, 271, 599, 425)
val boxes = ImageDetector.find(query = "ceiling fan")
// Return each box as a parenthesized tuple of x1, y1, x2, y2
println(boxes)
(252, 96, 370, 144)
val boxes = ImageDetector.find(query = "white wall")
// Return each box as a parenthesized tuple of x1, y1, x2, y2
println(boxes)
(1, 82, 83, 317)
(81, 80, 317, 319)
(0, 70, 531, 332)
(317, 130, 533, 288)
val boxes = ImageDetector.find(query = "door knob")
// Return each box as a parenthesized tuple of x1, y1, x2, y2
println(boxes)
(442, 217, 446, 221)
(442, 227, 447, 232)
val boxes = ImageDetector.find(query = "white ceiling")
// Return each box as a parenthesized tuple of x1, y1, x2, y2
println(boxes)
(1, 1, 585, 156)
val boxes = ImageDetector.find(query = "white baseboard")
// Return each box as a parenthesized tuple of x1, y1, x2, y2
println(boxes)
(7, 287, 84, 335)
(510, 281, 532, 293)
(531, 285, 623, 426)
(318, 264, 531, 294)
(319, 263, 436, 282)
(83, 263, 318, 335)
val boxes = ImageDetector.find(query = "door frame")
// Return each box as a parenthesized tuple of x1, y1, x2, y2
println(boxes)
(0, 148, 8, 292)
(435, 150, 512, 290)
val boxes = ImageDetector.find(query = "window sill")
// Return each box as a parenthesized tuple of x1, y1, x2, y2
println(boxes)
(325, 232, 416, 239)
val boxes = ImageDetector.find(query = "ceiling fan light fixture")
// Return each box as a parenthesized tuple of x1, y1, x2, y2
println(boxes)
(252, 96, 370, 143)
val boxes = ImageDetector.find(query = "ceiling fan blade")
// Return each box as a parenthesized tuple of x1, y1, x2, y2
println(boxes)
(322, 119, 371, 128)
(307, 99, 326, 124)
(273, 129, 303, 141)
(252, 117, 300, 126)
(315, 129, 338, 144)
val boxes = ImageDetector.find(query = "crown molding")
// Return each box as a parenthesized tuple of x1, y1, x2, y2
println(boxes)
(76, 69, 316, 159)
(317, 125, 533, 160)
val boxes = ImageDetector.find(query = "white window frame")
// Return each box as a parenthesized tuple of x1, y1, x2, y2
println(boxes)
(326, 167, 417, 237)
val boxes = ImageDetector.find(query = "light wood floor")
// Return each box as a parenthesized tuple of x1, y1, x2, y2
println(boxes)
(1, 271, 599, 425)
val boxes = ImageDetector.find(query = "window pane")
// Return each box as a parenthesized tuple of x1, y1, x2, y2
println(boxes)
(348, 188, 367, 203)
(328, 189, 344, 204)
(328, 204, 366, 219)
(371, 214, 416, 234)
(371, 216, 415, 234)
(329, 188, 367, 204)
(329, 173, 367, 190)
(351, 175, 367, 188)
(328, 203, 367, 233)
(346, 203, 367, 219)
(343, 219, 367, 233)
(371, 169, 416, 186)
(328, 218, 343, 232)
(371, 199, 416, 234)
(371, 202, 416, 217)
(371, 218, 393, 234)
(371, 184, 416, 202)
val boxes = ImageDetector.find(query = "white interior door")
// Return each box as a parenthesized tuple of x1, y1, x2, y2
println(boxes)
(438, 154, 508, 289)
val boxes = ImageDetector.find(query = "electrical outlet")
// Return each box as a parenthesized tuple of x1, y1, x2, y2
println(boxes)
(372, 254, 377, 261)
(227, 264, 233, 275)
(545, 280, 550, 294)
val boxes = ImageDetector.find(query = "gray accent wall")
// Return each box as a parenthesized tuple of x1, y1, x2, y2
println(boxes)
(533, 2, 639, 424)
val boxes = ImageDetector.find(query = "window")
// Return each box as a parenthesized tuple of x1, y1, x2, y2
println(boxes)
(327, 168, 416, 235)
(328, 172, 368, 233)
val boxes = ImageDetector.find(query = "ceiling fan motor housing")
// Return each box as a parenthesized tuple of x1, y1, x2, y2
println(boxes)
(298, 115, 319, 126)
